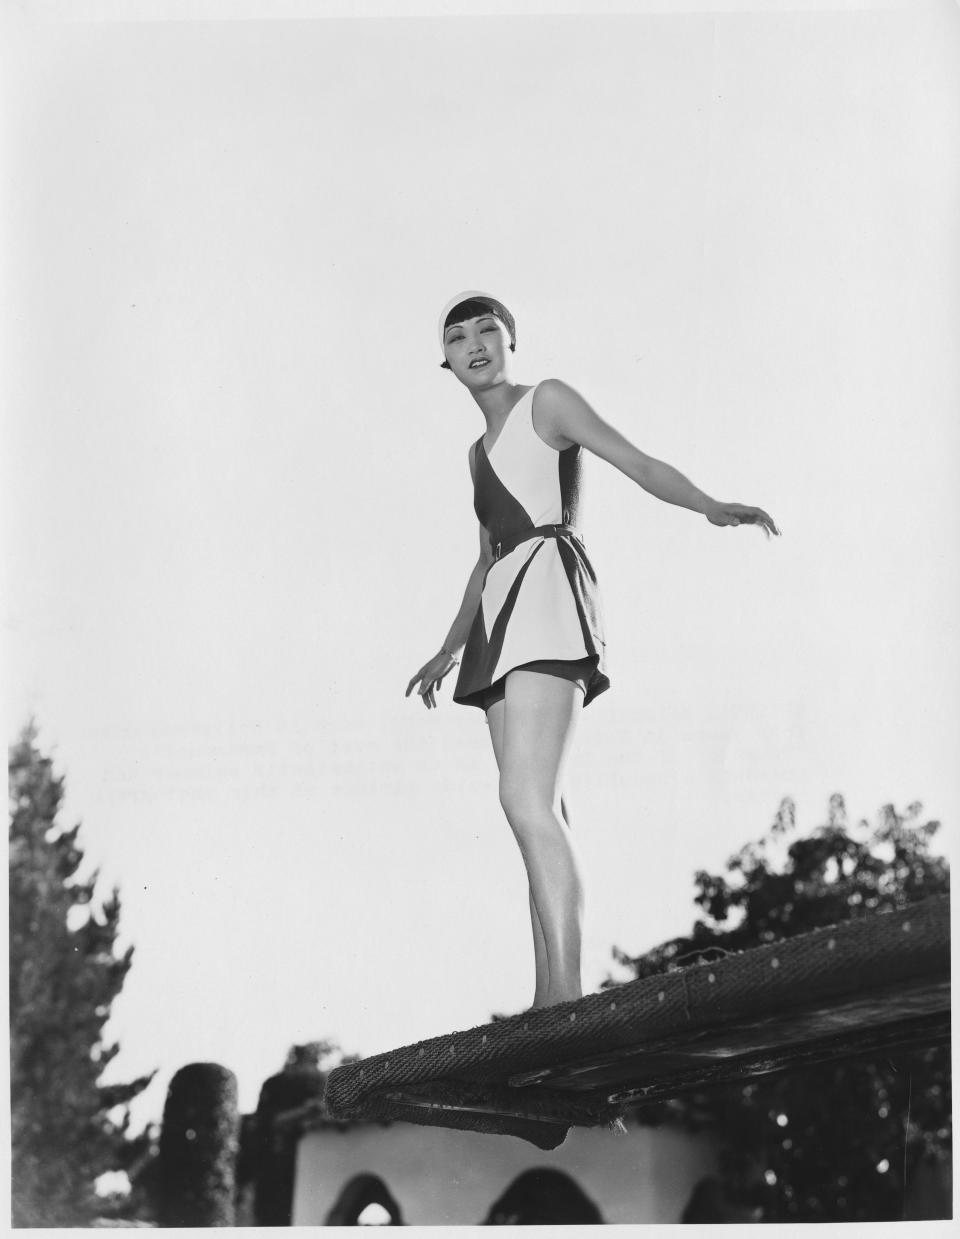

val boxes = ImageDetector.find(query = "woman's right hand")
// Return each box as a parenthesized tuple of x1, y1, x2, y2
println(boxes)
(405, 651, 459, 710)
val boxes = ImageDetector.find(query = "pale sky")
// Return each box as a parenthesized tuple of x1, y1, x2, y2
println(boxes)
(3, 0, 958, 1132)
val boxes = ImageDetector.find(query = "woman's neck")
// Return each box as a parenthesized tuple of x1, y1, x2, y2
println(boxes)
(472, 380, 528, 429)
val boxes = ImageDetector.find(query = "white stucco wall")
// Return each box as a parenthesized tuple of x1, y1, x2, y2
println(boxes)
(292, 1118, 716, 1226)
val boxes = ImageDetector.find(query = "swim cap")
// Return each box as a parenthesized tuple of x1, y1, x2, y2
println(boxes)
(438, 291, 516, 358)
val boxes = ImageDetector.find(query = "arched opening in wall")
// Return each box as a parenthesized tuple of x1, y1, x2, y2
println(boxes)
(324, 1173, 404, 1225)
(681, 1176, 763, 1224)
(484, 1167, 604, 1224)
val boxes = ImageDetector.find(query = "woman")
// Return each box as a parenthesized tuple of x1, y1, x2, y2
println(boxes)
(406, 291, 779, 1011)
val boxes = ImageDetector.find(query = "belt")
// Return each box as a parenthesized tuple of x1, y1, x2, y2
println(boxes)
(492, 523, 580, 561)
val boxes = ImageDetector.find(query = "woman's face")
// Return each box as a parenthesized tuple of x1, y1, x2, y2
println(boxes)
(442, 315, 511, 388)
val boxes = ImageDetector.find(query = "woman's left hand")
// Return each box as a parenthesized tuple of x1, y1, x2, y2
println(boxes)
(706, 501, 780, 538)
(405, 651, 459, 710)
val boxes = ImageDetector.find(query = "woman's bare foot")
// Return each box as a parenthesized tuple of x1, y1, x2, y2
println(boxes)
(545, 984, 582, 1007)
(526, 984, 581, 1012)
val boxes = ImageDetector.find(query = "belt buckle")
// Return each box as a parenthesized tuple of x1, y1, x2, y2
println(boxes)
(494, 541, 502, 560)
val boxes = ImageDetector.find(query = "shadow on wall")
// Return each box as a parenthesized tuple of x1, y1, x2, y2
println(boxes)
(483, 1168, 604, 1225)
(324, 1173, 405, 1225)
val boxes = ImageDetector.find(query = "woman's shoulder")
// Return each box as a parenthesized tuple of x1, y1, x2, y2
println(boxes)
(531, 378, 584, 451)
(532, 377, 578, 404)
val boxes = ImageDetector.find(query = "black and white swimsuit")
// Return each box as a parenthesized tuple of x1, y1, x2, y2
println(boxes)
(453, 383, 610, 710)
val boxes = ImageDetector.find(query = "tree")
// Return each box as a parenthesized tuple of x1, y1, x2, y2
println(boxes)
(9, 722, 153, 1227)
(157, 1063, 240, 1227)
(610, 795, 950, 1223)
(246, 1040, 357, 1226)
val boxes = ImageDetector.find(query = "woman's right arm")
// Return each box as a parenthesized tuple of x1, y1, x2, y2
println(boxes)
(405, 524, 493, 710)
(440, 524, 493, 658)
(406, 443, 492, 710)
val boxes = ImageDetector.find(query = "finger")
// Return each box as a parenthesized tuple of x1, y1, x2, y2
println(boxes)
(753, 510, 778, 537)
(750, 508, 776, 533)
(406, 666, 428, 695)
(762, 511, 780, 535)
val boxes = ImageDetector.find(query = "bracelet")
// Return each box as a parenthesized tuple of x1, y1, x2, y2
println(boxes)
(441, 647, 461, 665)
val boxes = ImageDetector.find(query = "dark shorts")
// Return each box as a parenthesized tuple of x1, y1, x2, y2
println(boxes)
(479, 657, 596, 715)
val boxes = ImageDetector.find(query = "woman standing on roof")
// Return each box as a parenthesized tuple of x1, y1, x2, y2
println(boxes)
(406, 292, 780, 1011)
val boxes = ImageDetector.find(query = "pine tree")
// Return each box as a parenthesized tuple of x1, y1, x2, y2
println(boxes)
(610, 795, 951, 1222)
(9, 722, 154, 1227)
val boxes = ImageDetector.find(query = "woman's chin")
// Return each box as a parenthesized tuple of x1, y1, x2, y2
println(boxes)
(462, 367, 506, 389)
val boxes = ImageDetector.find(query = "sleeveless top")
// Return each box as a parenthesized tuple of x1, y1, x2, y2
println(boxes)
(452, 383, 610, 709)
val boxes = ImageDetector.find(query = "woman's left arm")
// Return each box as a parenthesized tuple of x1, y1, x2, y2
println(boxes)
(536, 378, 780, 538)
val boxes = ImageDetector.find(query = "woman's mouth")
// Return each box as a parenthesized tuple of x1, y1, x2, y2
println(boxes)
(469, 358, 490, 370)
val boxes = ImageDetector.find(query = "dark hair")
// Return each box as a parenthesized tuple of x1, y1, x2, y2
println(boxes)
(440, 299, 516, 369)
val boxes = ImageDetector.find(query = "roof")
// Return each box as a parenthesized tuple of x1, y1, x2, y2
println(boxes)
(322, 896, 950, 1149)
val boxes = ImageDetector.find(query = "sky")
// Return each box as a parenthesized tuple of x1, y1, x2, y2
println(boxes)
(3, 0, 959, 1134)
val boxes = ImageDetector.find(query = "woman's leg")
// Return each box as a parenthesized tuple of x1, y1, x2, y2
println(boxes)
(497, 668, 585, 1007)
(486, 699, 551, 1007)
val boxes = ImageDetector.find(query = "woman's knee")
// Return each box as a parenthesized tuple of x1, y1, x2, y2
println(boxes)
(499, 772, 554, 831)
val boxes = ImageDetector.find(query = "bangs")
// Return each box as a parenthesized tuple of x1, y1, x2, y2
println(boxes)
(443, 299, 503, 333)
